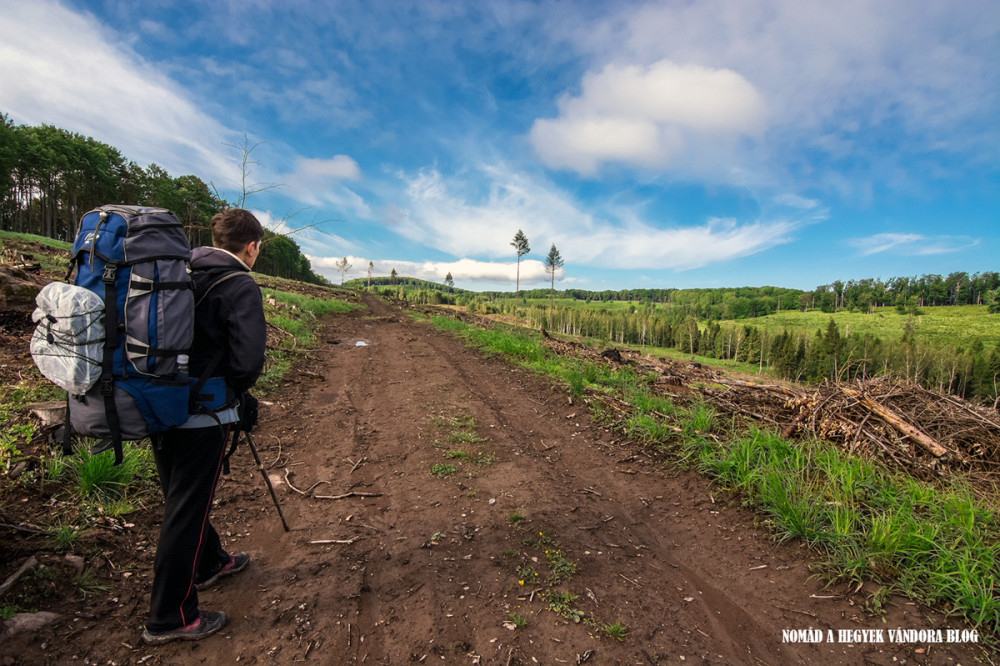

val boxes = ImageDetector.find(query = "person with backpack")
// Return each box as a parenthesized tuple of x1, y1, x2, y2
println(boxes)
(142, 209, 267, 644)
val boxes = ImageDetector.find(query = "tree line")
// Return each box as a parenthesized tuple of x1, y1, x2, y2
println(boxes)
(809, 273, 1000, 311)
(0, 113, 326, 285)
(525, 304, 1000, 405)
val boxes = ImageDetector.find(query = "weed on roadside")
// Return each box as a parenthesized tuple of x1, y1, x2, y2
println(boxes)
(73, 569, 108, 597)
(545, 549, 577, 584)
(507, 612, 528, 628)
(602, 620, 628, 641)
(546, 590, 584, 623)
(47, 523, 80, 551)
(430, 463, 457, 478)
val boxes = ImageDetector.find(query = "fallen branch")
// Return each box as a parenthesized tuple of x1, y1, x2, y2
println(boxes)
(284, 469, 330, 496)
(314, 491, 383, 500)
(0, 556, 37, 597)
(842, 386, 950, 458)
(310, 537, 358, 545)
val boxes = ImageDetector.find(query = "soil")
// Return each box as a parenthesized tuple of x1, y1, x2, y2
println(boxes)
(0, 290, 994, 665)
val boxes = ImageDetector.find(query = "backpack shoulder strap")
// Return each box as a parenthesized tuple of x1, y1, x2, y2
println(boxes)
(195, 270, 250, 307)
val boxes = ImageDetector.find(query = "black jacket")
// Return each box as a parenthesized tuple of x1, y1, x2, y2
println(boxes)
(189, 247, 266, 394)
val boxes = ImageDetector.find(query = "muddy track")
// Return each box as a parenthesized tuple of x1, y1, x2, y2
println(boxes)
(6, 294, 990, 665)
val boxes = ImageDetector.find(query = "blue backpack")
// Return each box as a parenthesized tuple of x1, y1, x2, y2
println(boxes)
(31, 205, 233, 464)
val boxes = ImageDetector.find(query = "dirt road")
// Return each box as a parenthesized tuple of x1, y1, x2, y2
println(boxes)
(7, 294, 990, 665)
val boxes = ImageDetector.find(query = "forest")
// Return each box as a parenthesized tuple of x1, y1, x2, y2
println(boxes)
(374, 280, 1000, 406)
(0, 113, 326, 285)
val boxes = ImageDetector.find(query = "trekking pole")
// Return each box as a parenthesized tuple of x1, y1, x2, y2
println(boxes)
(242, 430, 290, 532)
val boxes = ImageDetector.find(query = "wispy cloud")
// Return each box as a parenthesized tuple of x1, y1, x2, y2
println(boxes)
(774, 193, 821, 210)
(389, 164, 803, 270)
(0, 0, 240, 183)
(849, 233, 980, 256)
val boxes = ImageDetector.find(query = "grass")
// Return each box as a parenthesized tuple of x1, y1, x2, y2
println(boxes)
(47, 523, 81, 550)
(680, 424, 1000, 635)
(426, 312, 1000, 639)
(603, 621, 629, 641)
(754, 305, 1000, 351)
(73, 569, 108, 597)
(508, 510, 526, 526)
(64, 440, 157, 502)
(256, 289, 359, 393)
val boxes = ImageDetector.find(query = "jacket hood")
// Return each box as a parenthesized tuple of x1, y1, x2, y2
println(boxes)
(191, 246, 251, 272)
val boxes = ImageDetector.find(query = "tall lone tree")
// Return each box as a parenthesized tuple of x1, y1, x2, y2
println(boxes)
(510, 229, 530, 321)
(444, 271, 454, 288)
(544, 243, 564, 328)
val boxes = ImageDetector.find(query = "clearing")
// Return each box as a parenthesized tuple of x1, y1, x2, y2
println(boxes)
(1, 290, 993, 665)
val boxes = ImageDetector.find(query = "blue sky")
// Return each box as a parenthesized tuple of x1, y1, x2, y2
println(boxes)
(1, 0, 997, 291)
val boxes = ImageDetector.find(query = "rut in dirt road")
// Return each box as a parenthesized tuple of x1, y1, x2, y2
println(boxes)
(152, 295, 988, 666)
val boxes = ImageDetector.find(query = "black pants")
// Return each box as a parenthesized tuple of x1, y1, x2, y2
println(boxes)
(146, 424, 232, 631)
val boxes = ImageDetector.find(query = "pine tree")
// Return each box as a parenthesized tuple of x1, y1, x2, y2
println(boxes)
(544, 244, 564, 328)
(510, 230, 530, 321)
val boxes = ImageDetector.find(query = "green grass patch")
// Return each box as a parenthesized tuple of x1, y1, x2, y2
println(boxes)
(684, 427, 1000, 635)
(755, 305, 1000, 351)
(64, 440, 158, 506)
(430, 463, 458, 478)
(602, 621, 628, 641)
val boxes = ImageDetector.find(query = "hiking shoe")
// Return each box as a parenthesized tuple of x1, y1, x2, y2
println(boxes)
(142, 610, 228, 644)
(196, 552, 251, 590)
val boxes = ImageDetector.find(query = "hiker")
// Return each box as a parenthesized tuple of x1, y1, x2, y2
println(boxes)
(142, 209, 267, 644)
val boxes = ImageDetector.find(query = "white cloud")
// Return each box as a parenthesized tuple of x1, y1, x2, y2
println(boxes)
(391, 164, 803, 271)
(0, 0, 240, 183)
(849, 233, 979, 256)
(294, 156, 362, 181)
(774, 193, 820, 210)
(270, 155, 370, 223)
(530, 60, 767, 176)
(309, 255, 552, 286)
(554, 1, 999, 191)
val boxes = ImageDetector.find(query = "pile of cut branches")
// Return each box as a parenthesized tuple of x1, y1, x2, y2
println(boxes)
(699, 376, 1000, 482)
(535, 334, 1000, 487)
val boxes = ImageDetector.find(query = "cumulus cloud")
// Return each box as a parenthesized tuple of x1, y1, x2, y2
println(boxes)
(849, 233, 979, 256)
(530, 60, 767, 176)
(0, 0, 240, 183)
(567, 1, 1000, 190)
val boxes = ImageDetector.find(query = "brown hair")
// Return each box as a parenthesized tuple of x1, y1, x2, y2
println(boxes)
(211, 209, 265, 253)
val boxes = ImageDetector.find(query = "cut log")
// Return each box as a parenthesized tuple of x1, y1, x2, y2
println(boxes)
(842, 387, 950, 458)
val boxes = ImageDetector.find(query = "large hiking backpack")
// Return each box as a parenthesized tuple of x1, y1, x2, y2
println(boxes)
(32, 205, 195, 463)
